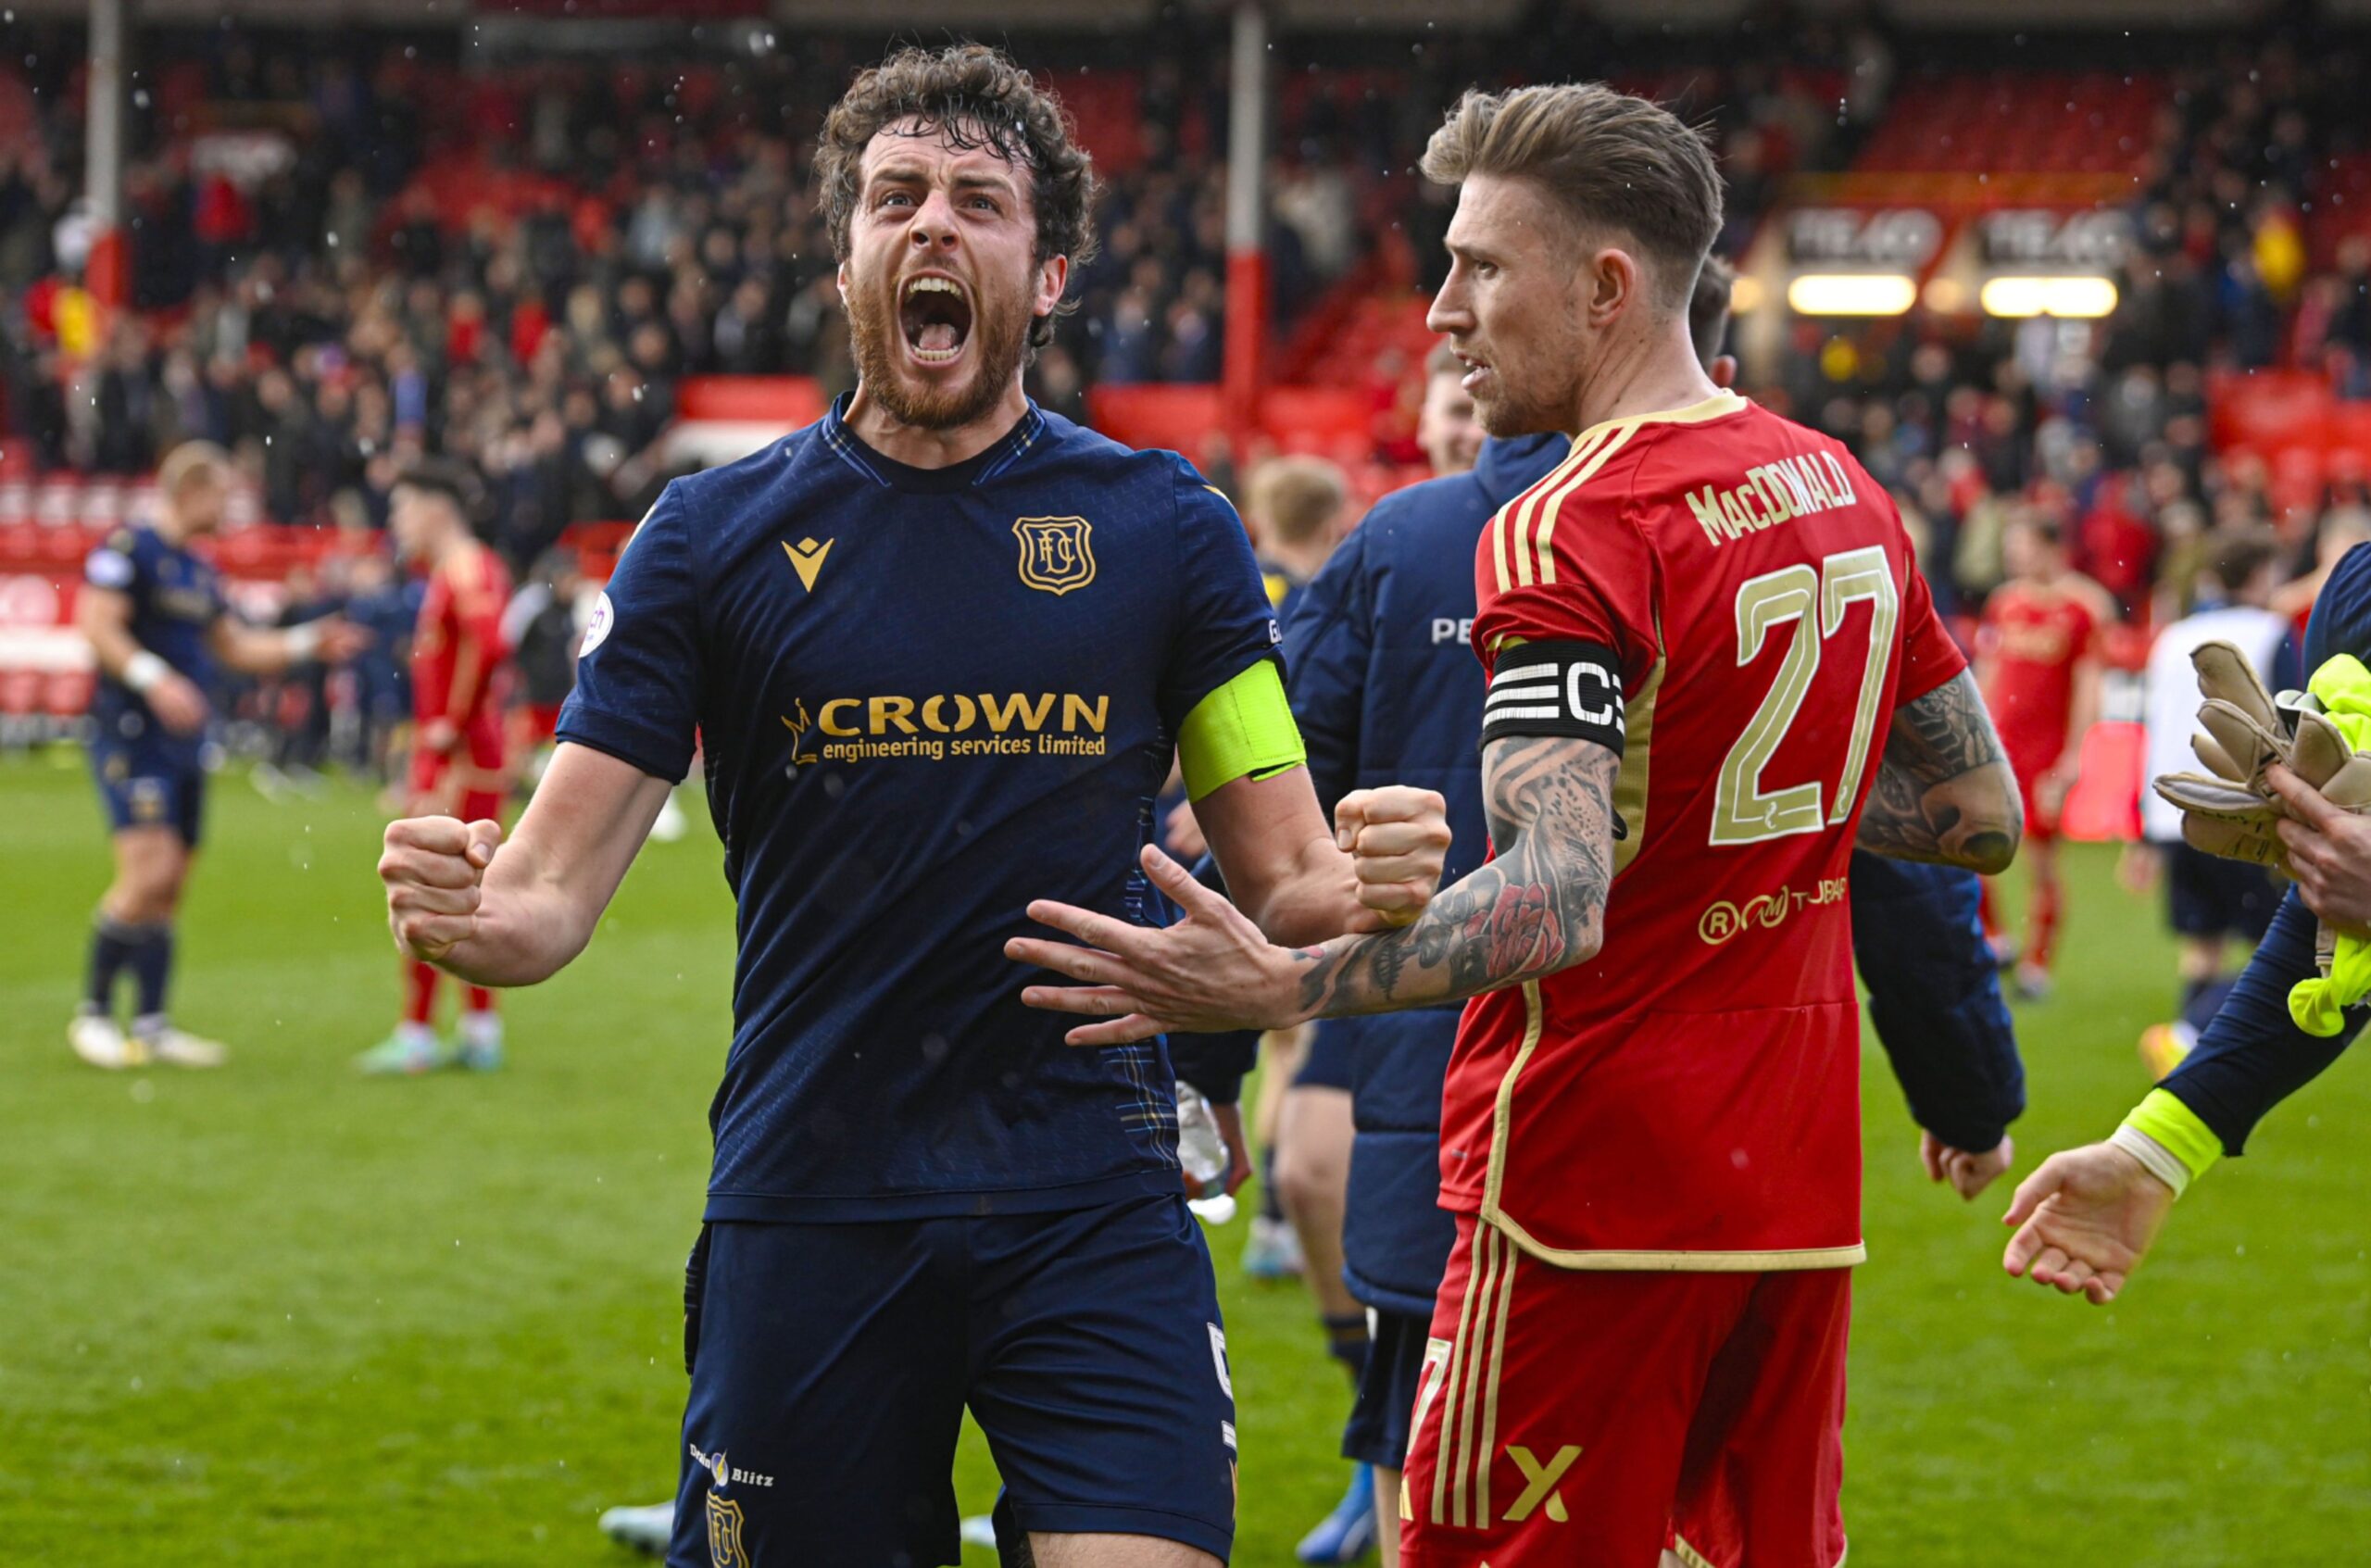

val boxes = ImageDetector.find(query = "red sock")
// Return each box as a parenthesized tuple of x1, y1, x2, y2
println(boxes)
(1977, 880, 2002, 945)
(2028, 874, 2063, 972)
(405, 960, 441, 1027)
(464, 985, 495, 1015)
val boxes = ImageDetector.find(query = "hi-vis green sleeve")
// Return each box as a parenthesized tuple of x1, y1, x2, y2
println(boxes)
(2111, 1088, 2224, 1198)
(1177, 659, 1306, 801)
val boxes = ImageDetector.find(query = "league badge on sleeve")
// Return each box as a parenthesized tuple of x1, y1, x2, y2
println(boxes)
(579, 592, 615, 658)
(1013, 516, 1097, 596)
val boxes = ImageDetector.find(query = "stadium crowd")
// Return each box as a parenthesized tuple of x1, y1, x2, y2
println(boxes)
(1, 19, 1863, 529)
(1787, 31, 2371, 629)
(6, 19, 2371, 746)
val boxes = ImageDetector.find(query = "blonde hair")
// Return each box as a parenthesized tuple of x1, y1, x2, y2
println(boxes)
(1249, 457, 1349, 549)
(1420, 82, 1722, 310)
(157, 440, 232, 497)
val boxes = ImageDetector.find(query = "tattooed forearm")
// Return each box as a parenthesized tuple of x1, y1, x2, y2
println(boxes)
(1856, 670, 2022, 873)
(1288, 735, 1617, 1019)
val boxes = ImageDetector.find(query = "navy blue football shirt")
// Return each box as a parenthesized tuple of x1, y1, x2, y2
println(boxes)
(84, 522, 225, 745)
(558, 395, 1283, 1221)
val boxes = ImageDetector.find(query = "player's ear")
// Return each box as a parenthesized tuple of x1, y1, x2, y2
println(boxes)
(1584, 246, 1639, 330)
(1033, 252, 1069, 325)
(835, 259, 850, 307)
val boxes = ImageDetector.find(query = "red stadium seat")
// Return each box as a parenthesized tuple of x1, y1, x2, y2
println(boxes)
(1086, 384, 1225, 457)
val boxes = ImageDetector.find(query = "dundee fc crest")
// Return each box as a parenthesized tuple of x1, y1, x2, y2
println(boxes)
(1013, 516, 1097, 596)
(705, 1493, 748, 1567)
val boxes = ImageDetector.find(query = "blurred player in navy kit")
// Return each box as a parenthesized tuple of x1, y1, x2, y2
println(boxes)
(2129, 531, 2293, 1080)
(1264, 267, 2020, 1566)
(1253, 455, 1381, 1563)
(71, 441, 366, 1070)
(381, 46, 1445, 1568)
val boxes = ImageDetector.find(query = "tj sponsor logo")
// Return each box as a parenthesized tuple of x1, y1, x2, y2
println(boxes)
(689, 1441, 774, 1491)
(1697, 877, 1848, 945)
(783, 691, 1113, 764)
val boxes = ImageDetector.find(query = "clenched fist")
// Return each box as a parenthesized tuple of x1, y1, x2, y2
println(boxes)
(381, 815, 505, 963)
(1335, 785, 1451, 929)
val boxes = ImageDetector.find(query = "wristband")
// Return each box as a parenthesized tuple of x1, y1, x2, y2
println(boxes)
(283, 622, 321, 661)
(2113, 1087, 2224, 1198)
(123, 651, 168, 692)
(2107, 1124, 2190, 1198)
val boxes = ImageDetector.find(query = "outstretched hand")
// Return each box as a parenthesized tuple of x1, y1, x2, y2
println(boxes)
(2001, 1142, 2176, 1305)
(1008, 844, 1306, 1046)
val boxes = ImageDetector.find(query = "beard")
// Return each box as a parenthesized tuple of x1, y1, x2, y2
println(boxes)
(846, 272, 1034, 433)
(1474, 363, 1582, 439)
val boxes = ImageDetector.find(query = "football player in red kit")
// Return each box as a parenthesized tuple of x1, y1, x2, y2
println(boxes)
(1976, 512, 2110, 997)
(358, 461, 517, 1074)
(1012, 82, 2020, 1568)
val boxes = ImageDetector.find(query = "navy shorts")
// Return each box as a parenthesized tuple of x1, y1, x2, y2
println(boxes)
(1342, 1306, 1431, 1472)
(2167, 840, 2278, 941)
(88, 733, 206, 847)
(1292, 1019, 1356, 1092)
(670, 1195, 1237, 1568)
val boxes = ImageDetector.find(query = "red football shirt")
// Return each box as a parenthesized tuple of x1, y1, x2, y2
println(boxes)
(411, 543, 515, 752)
(1977, 580, 2100, 775)
(1445, 391, 1965, 1269)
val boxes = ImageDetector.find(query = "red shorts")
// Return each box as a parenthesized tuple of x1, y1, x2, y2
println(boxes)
(407, 750, 506, 824)
(1399, 1216, 1850, 1568)
(2005, 746, 2065, 844)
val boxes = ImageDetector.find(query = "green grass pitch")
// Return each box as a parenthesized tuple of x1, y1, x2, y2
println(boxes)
(1, 752, 2365, 1565)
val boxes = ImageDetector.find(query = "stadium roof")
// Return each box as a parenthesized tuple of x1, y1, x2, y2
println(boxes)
(0, 0, 2305, 29)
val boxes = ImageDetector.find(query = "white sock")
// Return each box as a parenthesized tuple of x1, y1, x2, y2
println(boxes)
(396, 1021, 437, 1051)
(460, 1011, 501, 1047)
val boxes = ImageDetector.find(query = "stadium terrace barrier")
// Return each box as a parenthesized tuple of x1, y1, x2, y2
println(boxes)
(2205, 370, 2371, 513)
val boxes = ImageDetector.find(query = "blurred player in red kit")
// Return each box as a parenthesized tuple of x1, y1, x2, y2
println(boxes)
(358, 460, 517, 1074)
(1976, 512, 2110, 997)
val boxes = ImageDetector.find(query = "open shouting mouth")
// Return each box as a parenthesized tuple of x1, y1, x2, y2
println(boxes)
(900, 273, 973, 368)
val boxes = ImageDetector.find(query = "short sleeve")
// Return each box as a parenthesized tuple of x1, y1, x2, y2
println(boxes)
(1469, 479, 1658, 686)
(555, 485, 704, 783)
(1893, 556, 1968, 708)
(1159, 461, 1284, 734)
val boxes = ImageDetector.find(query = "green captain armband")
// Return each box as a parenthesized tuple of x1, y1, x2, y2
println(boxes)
(2110, 1088, 2224, 1198)
(1178, 659, 1306, 801)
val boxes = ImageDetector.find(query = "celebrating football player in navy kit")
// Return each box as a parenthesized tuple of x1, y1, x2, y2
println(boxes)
(379, 46, 1446, 1568)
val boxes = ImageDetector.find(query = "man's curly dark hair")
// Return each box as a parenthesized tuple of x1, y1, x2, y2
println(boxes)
(816, 44, 1100, 350)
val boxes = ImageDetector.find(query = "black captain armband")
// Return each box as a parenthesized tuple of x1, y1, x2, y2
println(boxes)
(1478, 640, 1627, 756)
